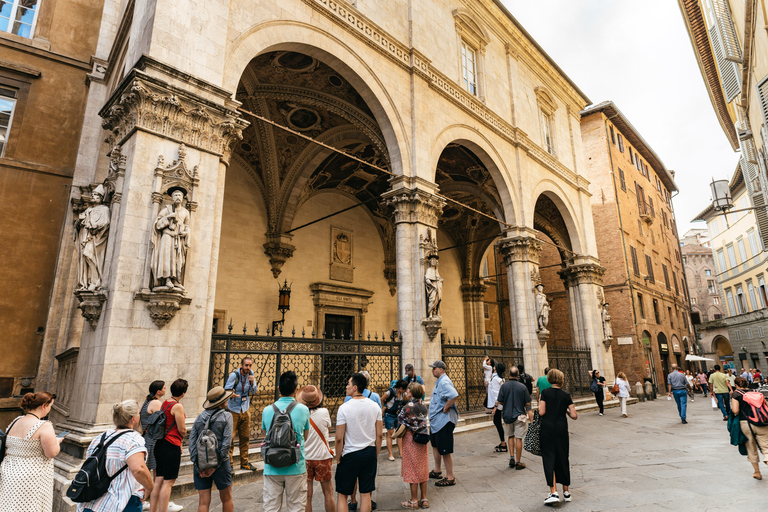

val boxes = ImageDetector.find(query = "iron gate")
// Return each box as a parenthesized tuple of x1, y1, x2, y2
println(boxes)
(547, 347, 592, 397)
(209, 326, 401, 439)
(441, 339, 524, 412)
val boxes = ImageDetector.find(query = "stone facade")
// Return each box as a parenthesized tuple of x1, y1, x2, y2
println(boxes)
(581, 102, 694, 389)
(682, 242, 724, 323)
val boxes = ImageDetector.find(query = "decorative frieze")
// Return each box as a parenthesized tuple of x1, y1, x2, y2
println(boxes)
(498, 236, 543, 266)
(100, 71, 247, 163)
(557, 263, 606, 288)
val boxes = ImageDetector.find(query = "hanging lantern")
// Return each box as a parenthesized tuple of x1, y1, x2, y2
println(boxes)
(278, 280, 292, 322)
(710, 179, 733, 211)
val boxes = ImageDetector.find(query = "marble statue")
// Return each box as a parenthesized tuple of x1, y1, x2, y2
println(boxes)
(151, 187, 190, 291)
(535, 284, 550, 332)
(601, 303, 613, 340)
(75, 185, 110, 291)
(425, 254, 443, 319)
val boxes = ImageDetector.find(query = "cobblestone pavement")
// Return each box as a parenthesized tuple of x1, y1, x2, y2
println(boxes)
(175, 396, 764, 511)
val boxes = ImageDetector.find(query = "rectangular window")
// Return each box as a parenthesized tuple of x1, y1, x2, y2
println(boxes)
(636, 182, 646, 214)
(747, 328, 753, 339)
(748, 228, 759, 256)
(540, 110, 554, 155)
(727, 243, 737, 273)
(461, 41, 477, 96)
(673, 271, 679, 294)
(705, 269, 712, 276)
(630, 246, 640, 276)
(637, 293, 645, 319)
(748, 281, 758, 311)
(617, 132, 625, 152)
(710, 218, 719, 237)
(705, 0, 742, 101)
(708, 279, 717, 294)
(0, 88, 17, 158)
(734, 330, 741, 341)
(714, 296, 721, 305)
(759, 326, 764, 337)
(726, 289, 736, 316)
(645, 255, 655, 283)
(759, 276, 768, 308)
(0, 0, 39, 38)
(609, 125, 616, 144)
(637, 218, 643, 236)
(691, 297, 697, 305)
(736, 285, 747, 314)
(738, 237, 748, 266)
(662, 264, 670, 290)
(653, 299, 660, 323)
(619, 168, 626, 191)
(483, 303, 490, 319)
(717, 249, 726, 274)
(629, 147, 635, 167)
(648, 197, 655, 217)
(668, 307, 674, 328)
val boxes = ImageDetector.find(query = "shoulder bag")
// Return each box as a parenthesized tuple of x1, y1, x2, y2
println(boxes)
(523, 410, 541, 456)
(309, 417, 334, 457)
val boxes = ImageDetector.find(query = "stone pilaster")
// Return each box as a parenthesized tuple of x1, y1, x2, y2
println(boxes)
(498, 232, 547, 375)
(461, 278, 488, 342)
(382, 176, 445, 391)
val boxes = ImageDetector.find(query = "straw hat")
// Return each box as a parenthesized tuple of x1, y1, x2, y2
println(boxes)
(298, 385, 323, 408)
(202, 386, 233, 410)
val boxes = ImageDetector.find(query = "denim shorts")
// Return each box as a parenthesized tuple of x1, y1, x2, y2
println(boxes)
(193, 459, 233, 490)
(384, 413, 399, 431)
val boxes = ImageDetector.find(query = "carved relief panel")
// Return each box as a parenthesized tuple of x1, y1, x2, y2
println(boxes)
(330, 226, 354, 283)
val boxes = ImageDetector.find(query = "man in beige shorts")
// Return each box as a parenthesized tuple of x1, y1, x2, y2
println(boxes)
(496, 366, 532, 470)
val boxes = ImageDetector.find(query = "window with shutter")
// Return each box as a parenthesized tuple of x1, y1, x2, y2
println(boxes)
(759, 80, 768, 128)
(609, 125, 616, 144)
(645, 255, 655, 283)
(630, 246, 640, 276)
(619, 168, 626, 191)
(673, 271, 679, 294)
(662, 264, 670, 290)
(704, 0, 742, 101)
(637, 293, 645, 319)
(649, 197, 654, 217)
(617, 133, 625, 152)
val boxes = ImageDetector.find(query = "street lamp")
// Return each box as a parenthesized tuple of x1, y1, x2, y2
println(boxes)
(278, 280, 291, 325)
(710, 179, 733, 212)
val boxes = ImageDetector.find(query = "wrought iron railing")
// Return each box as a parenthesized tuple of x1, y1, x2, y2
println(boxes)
(209, 323, 401, 439)
(441, 338, 524, 412)
(547, 347, 592, 397)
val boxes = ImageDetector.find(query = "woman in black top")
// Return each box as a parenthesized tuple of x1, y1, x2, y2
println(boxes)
(539, 368, 578, 505)
(590, 370, 606, 415)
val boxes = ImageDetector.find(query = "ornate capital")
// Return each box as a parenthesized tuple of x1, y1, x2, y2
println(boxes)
(74, 290, 108, 329)
(264, 233, 296, 279)
(135, 290, 192, 328)
(498, 236, 543, 267)
(460, 279, 487, 302)
(557, 263, 606, 288)
(383, 188, 445, 227)
(100, 71, 248, 164)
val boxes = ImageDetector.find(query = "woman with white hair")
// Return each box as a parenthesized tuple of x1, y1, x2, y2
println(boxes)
(77, 400, 154, 512)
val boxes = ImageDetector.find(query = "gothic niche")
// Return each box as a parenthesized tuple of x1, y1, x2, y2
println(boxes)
(135, 144, 197, 328)
(421, 230, 443, 341)
(72, 146, 125, 329)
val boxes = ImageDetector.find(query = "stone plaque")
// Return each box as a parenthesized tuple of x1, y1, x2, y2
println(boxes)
(330, 226, 354, 282)
(617, 336, 633, 346)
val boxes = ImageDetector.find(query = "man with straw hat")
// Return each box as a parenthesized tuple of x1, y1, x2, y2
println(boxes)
(189, 386, 234, 512)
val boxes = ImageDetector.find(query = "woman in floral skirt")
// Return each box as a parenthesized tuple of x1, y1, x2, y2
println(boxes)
(397, 382, 430, 509)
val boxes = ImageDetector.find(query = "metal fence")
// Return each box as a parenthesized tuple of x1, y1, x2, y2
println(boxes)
(208, 324, 401, 439)
(547, 347, 592, 397)
(441, 339, 524, 412)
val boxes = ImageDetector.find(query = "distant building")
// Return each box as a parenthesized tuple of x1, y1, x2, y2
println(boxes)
(681, 228, 711, 247)
(581, 101, 694, 389)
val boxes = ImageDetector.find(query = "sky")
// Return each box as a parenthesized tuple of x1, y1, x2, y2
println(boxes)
(502, 0, 737, 234)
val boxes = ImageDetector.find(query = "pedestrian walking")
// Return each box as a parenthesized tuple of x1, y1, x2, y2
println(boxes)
(335, 373, 382, 512)
(224, 357, 258, 470)
(0, 392, 61, 512)
(496, 366, 532, 470)
(428, 361, 458, 487)
(666, 364, 689, 424)
(189, 386, 234, 512)
(539, 369, 577, 505)
(482, 357, 496, 414)
(684, 371, 696, 402)
(741, 367, 753, 385)
(151, 379, 187, 512)
(488, 362, 507, 453)
(382, 380, 408, 461)
(613, 372, 631, 418)
(261, 371, 310, 512)
(731, 376, 768, 479)
(297, 385, 335, 512)
(403, 364, 424, 387)
(589, 370, 606, 415)
(517, 363, 533, 395)
(535, 367, 551, 397)
(75, 400, 154, 512)
(697, 371, 709, 396)
(709, 365, 732, 420)
(397, 382, 430, 509)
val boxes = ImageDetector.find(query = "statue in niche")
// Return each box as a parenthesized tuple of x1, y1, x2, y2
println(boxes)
(601, 303, 613, 340)
(535, 284, 550, 332)
(151, 186, 190, 291)
(425, 254, 443, 319)
(74, 184, 110, 291)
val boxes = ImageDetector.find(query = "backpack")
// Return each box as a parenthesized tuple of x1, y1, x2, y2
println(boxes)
(743, 391, 768, 426)
(196, 410, 223, 471)
(144, 401, 175, 441)
(0, 417, 21, 465)
(262, 401, 300, 468)
(66, 430, 130, 503)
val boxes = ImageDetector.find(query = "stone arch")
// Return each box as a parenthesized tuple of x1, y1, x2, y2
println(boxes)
(711, 335, 733, 358)
(530, 182, 584, 259)
(223, 20, 409, 176)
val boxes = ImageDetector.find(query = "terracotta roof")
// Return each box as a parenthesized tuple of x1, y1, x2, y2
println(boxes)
(677, 0, 739, 150)
(580, 101, 677, 192)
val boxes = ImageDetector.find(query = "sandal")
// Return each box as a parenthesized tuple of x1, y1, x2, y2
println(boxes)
(494, 444, 508, 453)
(401, 500, 419, 509)
(429, 470, 442, 479)
(435, 478, 456, 487)
(420, 499, 430, 508)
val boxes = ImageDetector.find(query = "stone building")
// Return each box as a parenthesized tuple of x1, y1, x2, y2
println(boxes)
(580, 101, 694, 389)
(0, 0, 104, 424)
(681, 240, 723, 324)
(680, 228, 711, 247)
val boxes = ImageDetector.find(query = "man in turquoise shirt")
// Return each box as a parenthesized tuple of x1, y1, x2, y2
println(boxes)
(261, 371, 310, 512)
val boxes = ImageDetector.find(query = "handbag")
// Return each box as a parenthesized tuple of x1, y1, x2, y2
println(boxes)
(611, 383, 620, 395)
(413, 427, 430, 445)
(523, 411, 541, 456)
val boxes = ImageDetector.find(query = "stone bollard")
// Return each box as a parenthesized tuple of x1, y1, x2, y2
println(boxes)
(635, 382, 645, 402)
(644, 381, 655, 400)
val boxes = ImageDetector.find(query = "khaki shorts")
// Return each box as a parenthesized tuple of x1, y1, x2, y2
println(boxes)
(503, 418, 528, 439)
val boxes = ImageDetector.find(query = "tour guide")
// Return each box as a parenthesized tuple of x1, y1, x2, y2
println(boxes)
(428, 360, 458, 487)
(225, 357, 258, 470)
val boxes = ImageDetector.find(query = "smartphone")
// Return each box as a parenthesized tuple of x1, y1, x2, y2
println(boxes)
(57, 431, 69, 438)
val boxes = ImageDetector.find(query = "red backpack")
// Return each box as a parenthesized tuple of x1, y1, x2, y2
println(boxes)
(743, 392, 768, 426)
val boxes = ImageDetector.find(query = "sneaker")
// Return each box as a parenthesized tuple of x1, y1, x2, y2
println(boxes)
(167, 504, 184, 512)
(682, 419, 688, 424)
(348, 503, 357, 512)
(598, 413, 603, 416)
(563, 492, 572, 502)
(544, 493, 560, 504)
(142, 503, 150, 511)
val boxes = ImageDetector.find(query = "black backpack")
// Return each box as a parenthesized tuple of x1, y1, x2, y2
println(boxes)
(144, 401, 175, 441)
(67, 430, 130, 503)
(0, 417, 21, 465)
(262, 401, 300, 468)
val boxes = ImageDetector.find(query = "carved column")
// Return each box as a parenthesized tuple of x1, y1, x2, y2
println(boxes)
(498, 233, 546, 375)
(60, 59, 247, 432)
(382, 177, 445, 391)
(461, 278, 488, 342)
(558, 260, 614, 381)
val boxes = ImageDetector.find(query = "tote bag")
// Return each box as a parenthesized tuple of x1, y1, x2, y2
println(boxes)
(523, 411, 541, 456)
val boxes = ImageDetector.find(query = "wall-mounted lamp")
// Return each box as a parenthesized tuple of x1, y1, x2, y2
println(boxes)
(710, 179, 733, 212)
(277, 280, 292, 325)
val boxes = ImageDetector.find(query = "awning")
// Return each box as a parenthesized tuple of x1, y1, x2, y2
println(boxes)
(685, 354, 715, 361)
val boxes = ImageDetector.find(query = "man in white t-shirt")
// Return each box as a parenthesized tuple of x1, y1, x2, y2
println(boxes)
(335, 373, 383, 512)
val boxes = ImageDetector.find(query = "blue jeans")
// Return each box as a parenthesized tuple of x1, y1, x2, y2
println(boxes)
(715, 392, 731, 418)
(84, 495, 142, 512)
(672, 389, 687, 420)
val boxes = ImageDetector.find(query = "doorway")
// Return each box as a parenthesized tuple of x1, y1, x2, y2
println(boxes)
(324, 314, 356, 398)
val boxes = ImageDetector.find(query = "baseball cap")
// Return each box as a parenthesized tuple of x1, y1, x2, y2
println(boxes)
(429, 360, 446, 369)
